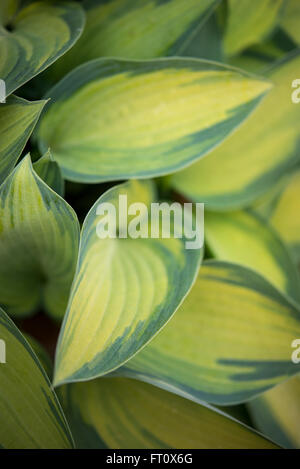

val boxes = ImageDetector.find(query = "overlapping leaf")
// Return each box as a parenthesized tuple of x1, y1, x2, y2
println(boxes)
(224, 0, 284, 57)
(171, 50, 300, 209)
(227, 30, 295, 74)
(0, 155, 80, 319)
(0, 0, 85, 97)
(281, 0, 300, 45)
(0, 306, 73, 448)
(120, 261, 300, 405)
(59, 377, 278, 449)
(181, 12, 223, 61)
(248, 376, 300, 448)
(37, 57, 271, 183)
(205, 210, 300, 304)
(33, 150, 65, 197)
(54, 179, 202, 386)
(50, 0, 220, 79)
(24, 333, 53, 380)
(0, 95, 45, 184)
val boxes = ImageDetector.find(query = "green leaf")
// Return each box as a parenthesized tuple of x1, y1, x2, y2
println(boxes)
(171, 50, 300, 209)
(0, 155, 80, 319)
(0, 95, 45, 185)
(0, 0, 85, 97)
(248, 376, 300, 448)
(36, 57, 271, 183)
(180, 12, 223, 61)
(0, 0, 19, 25)
(120, 261, 300, 405)
(33, 150, 65, 197)
(59, 377, 278, 449)
(49, 0, 220, 79)
(205, 210, 300, 304)
(24, 333, 53, 379)
(281, 0, 300, 44)
(224, 0, 284, 57)
(0, 306, 73, 448)
(54, 179, 202, 386)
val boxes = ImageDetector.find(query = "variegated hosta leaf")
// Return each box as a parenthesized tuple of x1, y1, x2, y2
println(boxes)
(0, 95, 45, 185)
(205, 210, 300, 304)
(33, 150, 65, 197)
(171, 50, 300, 210)
(36, 58, 271, 183)
(0, 0, 85, 97)
(224, 0, 284, 57)
(119, 261, 300, 405)
(248, 376, 300, 449)
(267, 170, 300, 265)
(0, 155, 80, 319)
(59, 377, 278, 449)
(0, 306, 73, 448)
(54, 179, 202, 386)
(49, 0, 220, 79)
(281, 0, 300, 44)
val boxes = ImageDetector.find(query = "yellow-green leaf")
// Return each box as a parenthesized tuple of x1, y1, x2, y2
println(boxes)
(0, 155, 80, 319)
(224, 0, 284, 57)
(0, 95, 45, 184)
(54, 179, 202, 386)
(205, 210, 300, 304)
(33, 150, 65, 197)
(36, 57, 271, 183)
(120, 261, 300, 405)
(248, 376, 300, 448)
(171, 50, 300, 209)
(0, 0, 85, 97)
(50, 0, 220, 79)
(59, 377, 278, 449)
(268, 170, 300, 265)
(281, 0, 300, 44)
(0, 306, 73, 448)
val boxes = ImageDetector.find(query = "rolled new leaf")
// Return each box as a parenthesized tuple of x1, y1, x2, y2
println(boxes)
(59, 377, 278, 449)
(37, 57, 271, 183)
(224, 0, 284, 57)
(0, 95, 45, 184)
(204, 210, 300, 304)
(120, 261, 300, 405)
(248, 376, 300, 449)
(0, 306, 73, 448)
(0, 0, 85, 97)
(171, 50, 300, 209)
(33, 150, 65, 197)
(0, 155, 80, 319)
(50, 0, 220, 78)
(54, 179, 202, 385)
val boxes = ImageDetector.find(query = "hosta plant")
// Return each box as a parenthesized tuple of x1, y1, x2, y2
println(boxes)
(0, 0, 300, 450)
